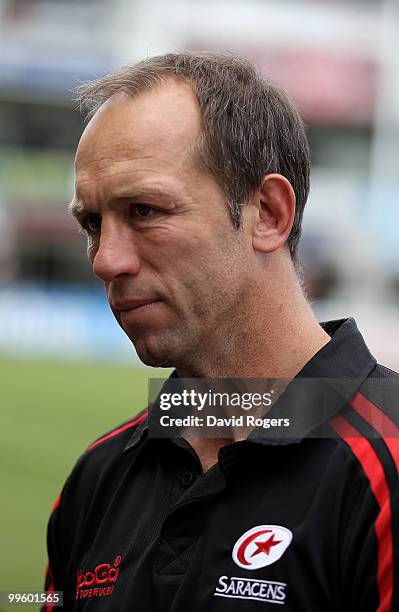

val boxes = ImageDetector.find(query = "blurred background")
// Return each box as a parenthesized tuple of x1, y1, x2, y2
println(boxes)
(0, 0, 398, 601)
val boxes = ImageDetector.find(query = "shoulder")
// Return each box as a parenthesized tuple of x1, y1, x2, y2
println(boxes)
(45, 409, 149, 594)
(329, 362, 399, 492)
(341, 362, 399, 435)
(75, 408, 148, 476)
(50, 409, 148, 518)
(327, 363, 399, 608)
(327, 360, 399, 511)
(84, 409, 148, 457)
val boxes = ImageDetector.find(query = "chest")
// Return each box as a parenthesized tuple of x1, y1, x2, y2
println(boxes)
(65, 441, 347, 611)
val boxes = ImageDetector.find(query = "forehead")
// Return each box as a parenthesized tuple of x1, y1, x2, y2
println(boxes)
(75, 79, 202, 178)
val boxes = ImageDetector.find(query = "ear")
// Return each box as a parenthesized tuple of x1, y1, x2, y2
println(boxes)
(251, 174, 296, 254)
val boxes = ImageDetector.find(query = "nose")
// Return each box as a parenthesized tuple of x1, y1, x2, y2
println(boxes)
(91, 220, 141, 282)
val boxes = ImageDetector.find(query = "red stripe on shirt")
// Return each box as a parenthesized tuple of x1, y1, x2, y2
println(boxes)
(52, 496, 60, 513)
(86, 411, 148, 451)
(351, 392, 399, 472)
(330, 414, 393, 612)
(44, 563, 55, 612)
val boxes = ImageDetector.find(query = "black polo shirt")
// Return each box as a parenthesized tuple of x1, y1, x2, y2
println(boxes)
(44, 318, 399, 611)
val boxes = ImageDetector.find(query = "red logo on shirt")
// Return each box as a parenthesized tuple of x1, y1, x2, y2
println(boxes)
(232, 525, 292, 570)
(75, 555, 121, 600)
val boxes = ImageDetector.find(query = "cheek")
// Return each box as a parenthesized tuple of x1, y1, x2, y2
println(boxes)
(143, 227, 204, 270)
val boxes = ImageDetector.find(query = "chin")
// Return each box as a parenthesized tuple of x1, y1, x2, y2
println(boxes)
(133, 334, 180, 369)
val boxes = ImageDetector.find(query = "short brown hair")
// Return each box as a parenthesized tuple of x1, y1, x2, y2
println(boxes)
(77, 52, 310, 262)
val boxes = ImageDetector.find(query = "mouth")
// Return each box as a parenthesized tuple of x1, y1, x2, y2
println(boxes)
(114, 299, 159, 312)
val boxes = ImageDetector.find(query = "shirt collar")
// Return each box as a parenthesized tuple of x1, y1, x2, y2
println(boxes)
(248, 317, 377, 445)
(123, 411, 149, 452)
(299, 317, 376, 380)
(124, 317, 377, 451)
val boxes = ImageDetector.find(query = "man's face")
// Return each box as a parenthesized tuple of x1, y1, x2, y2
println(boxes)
(73, 80, 254, 369)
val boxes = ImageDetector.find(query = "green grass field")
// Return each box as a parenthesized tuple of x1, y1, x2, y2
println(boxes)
(0, 357, 169, 607)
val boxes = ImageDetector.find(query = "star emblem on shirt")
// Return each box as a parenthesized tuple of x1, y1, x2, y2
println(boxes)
(250, 533, 282, 557)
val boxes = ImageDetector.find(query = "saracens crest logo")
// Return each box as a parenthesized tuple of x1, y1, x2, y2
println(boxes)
(232, 525, 293, 570)
(214, 526, 292, 605)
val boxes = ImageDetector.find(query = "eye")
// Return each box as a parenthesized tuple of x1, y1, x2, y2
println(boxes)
(82, 214, 101, 234)
(134, 204, 157, 218)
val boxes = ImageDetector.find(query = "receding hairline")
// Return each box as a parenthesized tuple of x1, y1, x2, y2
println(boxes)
(78, 68, 203, 119)
(71, 77, 214, 218)
(78, 77, 203, 147)
(74, 52, 310, 260)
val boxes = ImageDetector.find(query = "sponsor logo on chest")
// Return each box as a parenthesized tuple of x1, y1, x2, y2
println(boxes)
(75, 555, 121, 601)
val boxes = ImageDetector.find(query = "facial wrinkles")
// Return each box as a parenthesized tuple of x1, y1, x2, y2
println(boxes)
(77, 151, 188, 176)
(73, 84, 254, 370)
(76, 86, 201, 175)
(74, 85, 205, 222)
(75, 151, 199, 221)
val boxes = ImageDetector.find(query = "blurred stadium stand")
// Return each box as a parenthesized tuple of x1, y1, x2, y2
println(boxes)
(0, 0, 398, 366)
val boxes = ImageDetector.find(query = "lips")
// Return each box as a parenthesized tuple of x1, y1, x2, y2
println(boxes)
(113, 299, 158, 312)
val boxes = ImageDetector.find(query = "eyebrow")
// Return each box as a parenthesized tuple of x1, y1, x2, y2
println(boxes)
(68, 187, 178, 219)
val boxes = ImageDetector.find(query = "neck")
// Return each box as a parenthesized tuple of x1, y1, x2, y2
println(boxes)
(178, 257, 332, 472)
(177, 258, 331, 380)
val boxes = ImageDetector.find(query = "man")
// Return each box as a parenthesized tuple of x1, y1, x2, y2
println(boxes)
(44, 53, 399, 611)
